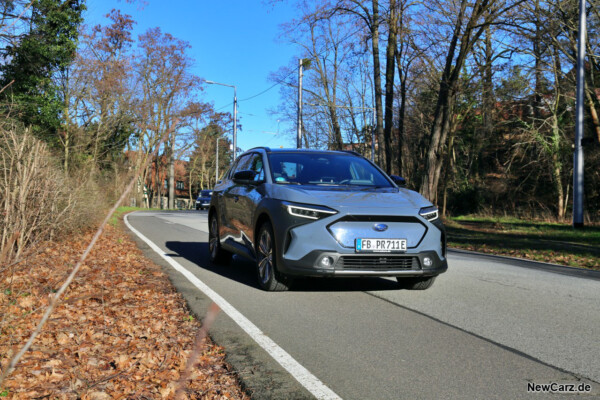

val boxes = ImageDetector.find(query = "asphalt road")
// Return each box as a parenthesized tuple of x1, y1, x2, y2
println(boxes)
(125, 210, 600, 399)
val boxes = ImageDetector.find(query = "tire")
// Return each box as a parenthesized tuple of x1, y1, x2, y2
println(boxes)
(209, 213, 232, 264)
(397, 276, 436, 290)
(256, 221, 292, 291)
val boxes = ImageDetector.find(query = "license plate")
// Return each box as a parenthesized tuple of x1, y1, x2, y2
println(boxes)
(355, 238, 407, 253)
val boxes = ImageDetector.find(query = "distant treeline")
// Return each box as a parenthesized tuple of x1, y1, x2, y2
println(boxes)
(269, 0, 600, 221)
(1, 0, 599, 222)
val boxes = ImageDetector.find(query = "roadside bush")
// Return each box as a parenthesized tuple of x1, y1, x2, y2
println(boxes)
(447, 186, 485, 215)
(0, 122, 103, 265)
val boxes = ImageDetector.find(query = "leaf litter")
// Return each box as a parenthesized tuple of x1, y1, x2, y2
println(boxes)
(0, 223, 250, 399)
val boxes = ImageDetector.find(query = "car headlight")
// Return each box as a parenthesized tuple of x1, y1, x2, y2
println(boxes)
(419, 206, 439, 221)
(284, 203, 338, 220)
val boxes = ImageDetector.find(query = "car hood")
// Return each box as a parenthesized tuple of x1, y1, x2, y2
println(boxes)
(268, 184, 431, 210)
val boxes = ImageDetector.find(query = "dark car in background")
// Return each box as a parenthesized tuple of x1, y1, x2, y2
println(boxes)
(208, 147, 447, 291)
(196, 190, 212, 210)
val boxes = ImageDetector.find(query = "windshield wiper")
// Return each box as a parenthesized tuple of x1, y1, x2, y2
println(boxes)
(359, 185, 390, 190)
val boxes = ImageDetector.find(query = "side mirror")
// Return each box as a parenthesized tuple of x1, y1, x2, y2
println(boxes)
(233, 169, 259, 183)
(390, 175, 406, 187)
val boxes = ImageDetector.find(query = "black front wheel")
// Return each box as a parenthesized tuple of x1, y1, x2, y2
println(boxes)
(209, 213, 232, 264)
(256, 221, 292, 291)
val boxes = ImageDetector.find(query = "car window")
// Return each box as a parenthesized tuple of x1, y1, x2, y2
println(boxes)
(271, 161, 298, 183)
(221, 165, 232, 180)
(224, 160, 238, 179)
(248, 154, 265, 182)
(268, 152, 392, 187)
(232, 154, 252, 175)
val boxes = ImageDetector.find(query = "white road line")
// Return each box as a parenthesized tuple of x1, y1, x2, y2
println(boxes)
(124, 213, 342, 400)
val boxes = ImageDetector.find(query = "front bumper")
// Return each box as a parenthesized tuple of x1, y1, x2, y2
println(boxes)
(271, 205, 447, 278)
(281, 249, 447, 277)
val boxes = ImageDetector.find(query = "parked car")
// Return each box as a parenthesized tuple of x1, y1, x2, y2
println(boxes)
(208, 147, 447, 291)
(196, 190, 212, 210)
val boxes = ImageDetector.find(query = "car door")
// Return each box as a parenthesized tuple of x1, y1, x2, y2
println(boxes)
(235, 153, 266, 250)
(225, 153, 265, 249)
(221, 154, 252, 244)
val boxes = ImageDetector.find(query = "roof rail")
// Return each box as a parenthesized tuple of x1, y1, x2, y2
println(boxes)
(247, 146, 271, 152)
(340, 150, 362, 157)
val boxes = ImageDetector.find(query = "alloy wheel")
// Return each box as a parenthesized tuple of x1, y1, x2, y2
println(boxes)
(209, 216, 219, 260)
(257, 229, 273, 284)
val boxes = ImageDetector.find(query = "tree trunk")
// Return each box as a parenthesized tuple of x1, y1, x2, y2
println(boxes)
(533, 0, 543, 121)
(168, 143, 175, 209)
(383, 0, 398, 174)
(441, 133, 456, 217)
(551, 122, 564, 220)
(584, 36, 600, 143)
(395, 9, 409, 179)
(421, 0, 467, 201)
(397, 72, 407, 177)
(329, 105, 344, 149)
(371, 0, 385, 169)
(479, 24, 494, 178)
(421, 0, 490, 202)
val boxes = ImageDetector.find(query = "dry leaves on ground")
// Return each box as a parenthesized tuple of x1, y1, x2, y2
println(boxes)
(0, 222, 250, 399)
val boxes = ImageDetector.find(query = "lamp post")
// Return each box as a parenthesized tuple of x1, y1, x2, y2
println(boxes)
(206, 80, 237, 159)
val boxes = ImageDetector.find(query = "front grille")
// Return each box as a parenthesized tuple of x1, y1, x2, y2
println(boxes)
(337, 255, 420, 270)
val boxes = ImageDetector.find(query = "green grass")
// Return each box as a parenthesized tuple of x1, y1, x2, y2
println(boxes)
(108, 206, 147, 226)
(446, 215, 600, 270)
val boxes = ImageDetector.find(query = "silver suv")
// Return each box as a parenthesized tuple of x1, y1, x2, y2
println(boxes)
(208, 148, 447, 291)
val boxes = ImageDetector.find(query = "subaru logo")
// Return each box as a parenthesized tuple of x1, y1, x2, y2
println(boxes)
(373, 223, 388, 232)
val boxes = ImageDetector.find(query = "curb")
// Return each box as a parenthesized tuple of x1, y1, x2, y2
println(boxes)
(448, 248, 600, 281)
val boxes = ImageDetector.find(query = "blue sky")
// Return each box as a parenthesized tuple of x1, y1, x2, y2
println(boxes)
(85, 0, 299, 152)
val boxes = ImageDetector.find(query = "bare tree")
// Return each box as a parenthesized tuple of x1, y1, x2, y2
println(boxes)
(419, 0, 522, 202)
(135, 27, 200, 209)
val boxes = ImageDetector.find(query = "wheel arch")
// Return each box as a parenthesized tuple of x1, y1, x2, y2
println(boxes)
(208, 205, 216, 224)
(254, 212, 272, 249)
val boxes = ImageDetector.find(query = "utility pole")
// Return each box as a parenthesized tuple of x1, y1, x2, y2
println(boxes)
(233, 86, 238, 159)
(297, 58, 303, 149)
(573, 0, 586, 228)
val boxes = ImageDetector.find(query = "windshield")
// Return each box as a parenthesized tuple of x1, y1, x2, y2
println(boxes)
(201, 190, 212, 196)
(267, 152, 393, 187)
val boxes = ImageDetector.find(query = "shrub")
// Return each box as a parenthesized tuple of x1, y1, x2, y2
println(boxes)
(0, 123, 102, 265)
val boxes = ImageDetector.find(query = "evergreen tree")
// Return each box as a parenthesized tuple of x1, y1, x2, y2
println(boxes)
(0, 0, 85, 141)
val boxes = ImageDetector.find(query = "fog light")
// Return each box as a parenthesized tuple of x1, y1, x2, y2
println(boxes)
(423, 257, 433, 267)
(319, 256, 334, 268)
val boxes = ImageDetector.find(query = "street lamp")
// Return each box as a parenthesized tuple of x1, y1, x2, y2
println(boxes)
(206, 80, 237, 159)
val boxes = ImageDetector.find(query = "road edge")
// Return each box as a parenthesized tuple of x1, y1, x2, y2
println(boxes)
(123, 211, 342, 400)
(449, 248, 600, 281)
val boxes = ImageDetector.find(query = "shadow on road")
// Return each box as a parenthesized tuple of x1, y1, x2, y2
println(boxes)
(165, 241, 258, 288)
(165, 240, 403, 292)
